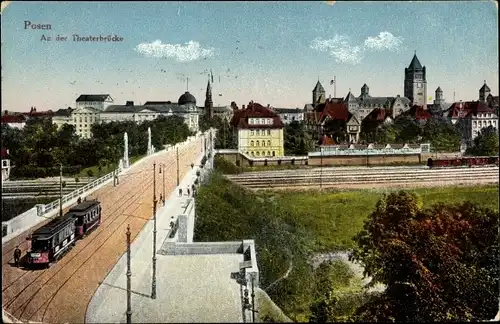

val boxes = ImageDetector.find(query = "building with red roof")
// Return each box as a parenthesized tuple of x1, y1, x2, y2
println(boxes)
(445, 100, 498, 146)
(1, 114, 27, 129)
(230, 101, 285, 157)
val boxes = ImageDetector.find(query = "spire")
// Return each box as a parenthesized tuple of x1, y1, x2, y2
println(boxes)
(408, 53, 423, 70)
(313, 80, 325, 93)
(480, 81, 490, 92)
(205, 78, 213, 119)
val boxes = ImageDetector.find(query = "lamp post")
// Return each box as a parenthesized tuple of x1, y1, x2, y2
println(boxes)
(159, 163, 166, 206)
(126, 224, 132, 324)
(59, 164, 63, 217)
(151, 162, 157, 299)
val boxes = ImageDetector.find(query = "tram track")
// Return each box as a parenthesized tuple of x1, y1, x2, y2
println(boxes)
(1, 141, 202, 323)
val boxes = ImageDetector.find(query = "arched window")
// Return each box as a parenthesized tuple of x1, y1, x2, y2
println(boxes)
(262, 141, 266, 147)
(251, 152, 255, 156)
(256, 151, 260, 156)
(250, 140, 254, 146)
(267, 151, 271, 156)
(267, 129, 271, 135)
(256, 141, 260, 146)
(272, 151, 276, 156)
(267, 140, 271, 146)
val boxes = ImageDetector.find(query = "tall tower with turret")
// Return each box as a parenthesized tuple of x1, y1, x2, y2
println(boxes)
(204, 79, 214, 119)
(479, 81, 491, 103)
(433, 87, 444, 105)
(404, 52, 427, 108)
(312, 80, 326, 108)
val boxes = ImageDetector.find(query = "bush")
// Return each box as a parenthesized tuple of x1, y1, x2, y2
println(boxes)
(214, 156, 243, 174)
(87, 169, 94, 178)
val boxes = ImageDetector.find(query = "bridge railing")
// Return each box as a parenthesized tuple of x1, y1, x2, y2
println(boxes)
(42, 167, 121, 215)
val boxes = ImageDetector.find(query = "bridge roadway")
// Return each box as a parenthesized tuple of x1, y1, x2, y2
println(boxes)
(225, 165, 499, 190)
(1, 138, 203, 324)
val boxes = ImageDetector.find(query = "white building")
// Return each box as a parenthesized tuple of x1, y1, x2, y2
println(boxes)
(446, 101, 498, 146)
(102, 92, 200, 132)
(272, 107, 304, 124)
(52, 107, 100, 138)
(76, 94, 114, 111)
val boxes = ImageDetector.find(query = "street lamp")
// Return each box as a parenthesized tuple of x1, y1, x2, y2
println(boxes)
(176, 147, 180, 187)
(151, 162, 157, 299)
(159, 163, 166, 206)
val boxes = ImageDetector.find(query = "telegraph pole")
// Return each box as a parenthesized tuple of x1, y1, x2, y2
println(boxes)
(59, 164, 63, 217)
(251, 275, 257, 323)
(151, 162, 157, 299)
(176, 147, 180, 186)
(126, 224, 132, 324)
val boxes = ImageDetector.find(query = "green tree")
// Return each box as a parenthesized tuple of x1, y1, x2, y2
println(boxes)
(323, 119, 347, 144)
(284, 121, 314, 155)
(421, 116, 461, 152)
(350, 191, 499, 322)
(467, 126, 499, 156)
(393, 115, 423, 143)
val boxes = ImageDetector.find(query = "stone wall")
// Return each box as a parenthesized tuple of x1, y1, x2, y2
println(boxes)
(308, 153, 422, 166)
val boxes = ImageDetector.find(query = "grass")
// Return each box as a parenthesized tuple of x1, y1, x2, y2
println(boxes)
(195, 172, 499, 322)
(75, 154, 145, 179)
(260, 185, 499, 253)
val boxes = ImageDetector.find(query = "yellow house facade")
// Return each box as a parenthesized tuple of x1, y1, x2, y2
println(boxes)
(231, 102, 285, 157)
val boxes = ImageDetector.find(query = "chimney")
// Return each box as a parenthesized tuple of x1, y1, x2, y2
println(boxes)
(126, 101, 134, 106)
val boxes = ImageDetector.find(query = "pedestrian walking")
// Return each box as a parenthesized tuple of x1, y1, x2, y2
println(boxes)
(14, 246, 21, 267)
(178, 188, 183, 196)
(77, 197, 82, 204)
(187, 188, 191, 196)
(160, 194, 163, 203)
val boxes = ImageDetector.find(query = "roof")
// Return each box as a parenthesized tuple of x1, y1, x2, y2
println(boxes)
(358, 96, 392, 106)
(408, 54, 423, 70)
(76, 94, 111, 102)
(103, 104, 191, 114)
(230, 102, 284, 129)
(486, 94, 499, 108)
(364, 108, 392, 122)
(273, 108, 302, 113)
(479, 82, 491, 92)
(22, 111, 53, 117)
(344, 91, 357, 103)
(178, 92, 197, 105)
(32, 214, 75, 239)
(304, 111, 322, 124)
(144, 101, 172, 105)
(1, 114, 26, 123)
(320, 102, 350, 121)
(69, 200, 100, 213)
(446, 101, 495, 119)
(435, 86, 442, 92)
(53, 108, 73, 117)
(313, 81, 325, 93)
(320, 135, 336, 145)
(408, 105, 432, 120)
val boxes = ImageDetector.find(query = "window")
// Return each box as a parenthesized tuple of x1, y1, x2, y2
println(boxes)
(262, 141, 266, 147)
(267, 129, 271, 135)
(256, 151, 260, 156)
(250, 140, 254, 146)
(267, 151, 271, 156)
(260, 118, 264, 124)
(267, 140, 271, 146)
(250, 130, 254, 135)
(272, 151, 276, 156)
(84, 117, 87, 122)
(79, 117, 82, 123)
(256, 141, 260, 146)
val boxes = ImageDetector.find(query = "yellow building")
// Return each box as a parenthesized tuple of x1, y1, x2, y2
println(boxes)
(230, 102, 285, 157)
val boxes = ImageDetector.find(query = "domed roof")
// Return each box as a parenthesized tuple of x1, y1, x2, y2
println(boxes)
(178, 91, 196, 105)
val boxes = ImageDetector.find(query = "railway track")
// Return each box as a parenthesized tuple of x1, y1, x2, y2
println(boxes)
(1, 140, 203, 323)
(225, 166, 499, 190)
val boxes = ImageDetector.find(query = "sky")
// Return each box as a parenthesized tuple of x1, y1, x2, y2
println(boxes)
(1, 1, 498, 112)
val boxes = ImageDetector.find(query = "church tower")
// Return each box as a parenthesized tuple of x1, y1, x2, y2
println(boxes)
(479, 80, 490, 103)
(404, 52, 427, 108)
(312, 80, 326, 108)
(204, 79, 214, 119)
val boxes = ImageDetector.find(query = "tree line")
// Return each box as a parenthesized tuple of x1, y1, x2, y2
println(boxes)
(1, 115, 192, 179)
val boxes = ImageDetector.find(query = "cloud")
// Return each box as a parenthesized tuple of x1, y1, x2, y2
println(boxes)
(310, 35, 363, 65)
(134, 40, 215, 62)
(310, 31, 404, 65)
(364, 32, 404, 52)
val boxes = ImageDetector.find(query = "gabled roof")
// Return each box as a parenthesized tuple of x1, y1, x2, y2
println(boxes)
(446, 101, 495, 119)
(408, 105, 432, 120)
(76, 94, 112, 102)
(364, 108, 392, 122)
(408, 54, 423, 70)
(344, 91, 357, 103)
(347, 114, 360, 125)
(320, 102, 350, 121)
(304, 111, 322, 124)
(230, 102, 284, 129)
(53, 108, 73, 117)
(273, 107, 302, 113)
(313, 81, 325, 93)
(435, 86, 442, 92)
(486, 94, 499, 108)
